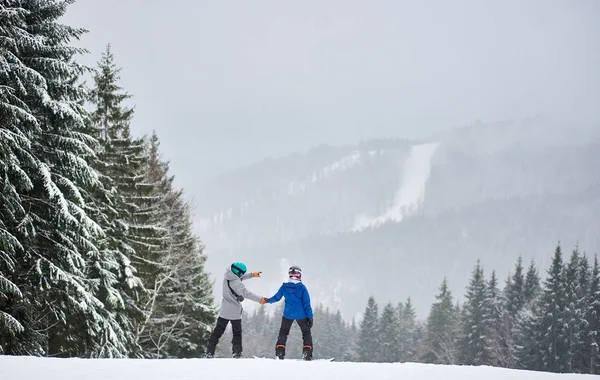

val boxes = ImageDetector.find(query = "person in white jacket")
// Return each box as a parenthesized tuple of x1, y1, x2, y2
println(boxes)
(205, 262, 265, 358)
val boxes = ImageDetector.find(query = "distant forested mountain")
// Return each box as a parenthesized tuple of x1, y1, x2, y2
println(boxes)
(195, 118, 600, 319)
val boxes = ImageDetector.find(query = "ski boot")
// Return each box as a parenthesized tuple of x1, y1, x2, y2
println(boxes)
(302, 345, 313, 361)
(232, 345, 242, 358)
(275, 344, 285, 360)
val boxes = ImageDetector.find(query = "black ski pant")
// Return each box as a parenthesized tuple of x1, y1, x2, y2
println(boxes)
(275, 317, 313, 354)
(206, 317, 242, 355)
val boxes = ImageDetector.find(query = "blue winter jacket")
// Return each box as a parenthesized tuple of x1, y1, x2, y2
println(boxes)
(267, 281, 313, 320)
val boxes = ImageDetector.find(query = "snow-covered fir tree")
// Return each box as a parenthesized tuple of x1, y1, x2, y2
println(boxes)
(0, 0, 36, 353)
(483, 270, 510, 367)
(563, 247, 589, 372)
(87, 43, 145, 357)
(332, 309, 353, 360)
(0, 0, 125, 357)
(587, 255, 600, 374)
(357, 296, 379, 362)
(523, 259, 541, 305)
(346, 317, 360, 361)
(459, 260, 488, 365)
(377, 302, 400, 362)
(87, 45, 169, 358)
(518, 244, 569, 372)
(395, 301, 406, 361)
(400, 297, 418, 362)
(131, 132, 215, 358)
(158, 184, 216, 358)
(420, 278, 459, 364)
(504, 256, 525, 318)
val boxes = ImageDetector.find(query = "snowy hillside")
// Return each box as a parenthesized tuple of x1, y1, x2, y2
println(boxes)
(1, 356, 596, 380)
(194, 118, 600, 320)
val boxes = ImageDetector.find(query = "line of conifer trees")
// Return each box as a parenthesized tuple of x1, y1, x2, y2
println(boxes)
(222, 244, 599, 375)
(0, 1, 215, 358)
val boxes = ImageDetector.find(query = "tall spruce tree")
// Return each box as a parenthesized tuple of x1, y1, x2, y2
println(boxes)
(357, 296, 379, 362)
(88, 46, 167, 358)
(574, 252, 591, 373)
(519, 244, 569, 372)
(127, 134, 170, 357)
(483, 270, 509, 367)
(586, 255, 600, 374)
(395, 302, 406, 360)
(88, 43, 147, 356)
(0, 1, 35, 352)
(460, 260, 488, 365)
(505, 256, 525, 318)
(330, 310, 348, 360)
(0, 0, 124, 357)
(159, 185, 216, 358)
(402, 297, 417, 362)
(420, 278, 459, 364)
(563, 246, 588, 372)
(378, 302, 400, 362)
(523, 259, 541, 305)
(347, 317, 359, 361)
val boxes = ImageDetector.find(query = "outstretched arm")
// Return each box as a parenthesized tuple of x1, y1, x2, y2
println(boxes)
(302, 285, 313, 319)
(267, 285, 284, 304)
(230, 279, 262, 303)
(241, 271, 261, 280)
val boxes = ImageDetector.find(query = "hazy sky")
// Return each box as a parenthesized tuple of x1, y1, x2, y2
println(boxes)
(61, 0, 600, 190)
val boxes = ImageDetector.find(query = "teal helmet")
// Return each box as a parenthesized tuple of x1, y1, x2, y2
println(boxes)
(231, 262, 247, 277)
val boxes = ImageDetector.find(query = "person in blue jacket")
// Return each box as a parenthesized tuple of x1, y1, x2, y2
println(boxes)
(260, 265, 314, 360)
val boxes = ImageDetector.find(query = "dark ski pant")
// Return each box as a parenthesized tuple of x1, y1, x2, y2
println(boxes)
(275, 317, 313, 358)
(206, 317, 242, 355)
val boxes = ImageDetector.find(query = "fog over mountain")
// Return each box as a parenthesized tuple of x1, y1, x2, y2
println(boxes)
(59, 0, 600, 320)
(196, 118, 600, 319)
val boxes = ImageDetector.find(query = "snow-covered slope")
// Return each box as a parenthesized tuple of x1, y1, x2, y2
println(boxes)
(195, 119, 600, 321)
(1, 356, 595, 380)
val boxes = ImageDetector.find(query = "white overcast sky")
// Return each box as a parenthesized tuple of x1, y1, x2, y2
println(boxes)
(61, 0, 600, 189)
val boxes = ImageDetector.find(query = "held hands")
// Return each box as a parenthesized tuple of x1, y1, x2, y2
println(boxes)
(252, 272, 262, 278)
(260, 297, 268, 305)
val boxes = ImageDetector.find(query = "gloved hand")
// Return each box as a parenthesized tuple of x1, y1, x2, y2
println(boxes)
(306, 318, 313, 328)
(260, 297, 268, 305)
(252, 272, 262, 278)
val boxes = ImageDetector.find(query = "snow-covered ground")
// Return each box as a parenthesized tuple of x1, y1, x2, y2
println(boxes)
(1, 356, 596, 380)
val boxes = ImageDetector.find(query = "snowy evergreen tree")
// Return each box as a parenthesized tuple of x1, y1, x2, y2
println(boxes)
(346, 317, 359, 361)
(483, 270, 510, 367)
(459, 260, 488, 365)
(575, 251, 592, 373)
(587, 255, 600, 374)
(314, 305, 336, 359)
(0, 1, 36, 353)
(131, 132, 215, 358)
(87, 43, 145, 357)
(505, 255, 525, 318)
(357, 296, 379, 362)
(0, 0, 126, 357)
(395, 302, 406, 360)
(88, 45, 168, 358)
(330, 309, 349, 360)
(518, 244, 569, 372)
(420, 278, 459, 364)
(514, 292, 543, 370)
(401, 297, 418, 362)
(523, 259, 541, 305)
(562, 246, 588, 372)
(377, 302, 400, 362)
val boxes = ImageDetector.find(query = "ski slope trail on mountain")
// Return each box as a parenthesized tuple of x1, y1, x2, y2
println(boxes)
(1, 355, 596, 380)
